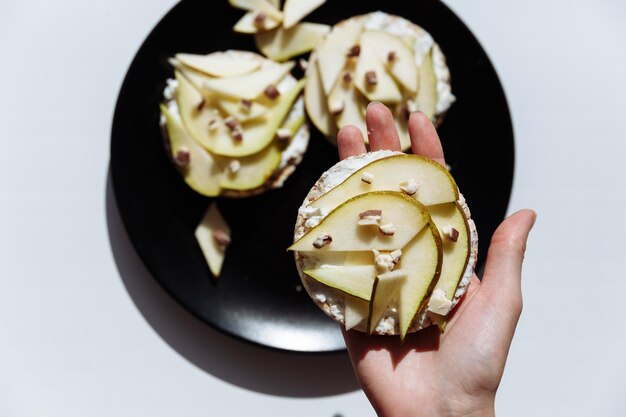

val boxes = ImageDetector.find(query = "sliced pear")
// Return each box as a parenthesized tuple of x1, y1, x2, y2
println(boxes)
(228, 0, 282, 20)
(255, 23, 330, 61)
(367, 270, 407, 334)
(395, 116, 411, 152)
(316, 19, 364, 94)
(289, 191, 429, 252)
(304, 265, 377, 300)
(415, 49, 437, 120)
(309, 154, 459, 214)
(218, 144, 281, 190)
(195, 204, 231, 277)
(361, 31, 419, 94)
(427, 202, 471, 306)
(202, 61, 295, 100)
(327, 67, 368, 137)
(171, 60, 214, 91)
(304, 54, 336, 137)
(160, 104, 222, 196)
(175, 52, 261, 78)
(354, 45, 402, 104)
(217, 98, 268, 122)
(396, 223, 442, 340)
(233, 11, 281, 34)
(345, 295, 370, 331)
(282, 0, 326, 29)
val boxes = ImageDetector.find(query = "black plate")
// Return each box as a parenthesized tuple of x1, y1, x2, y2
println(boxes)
(110, 0, 514, 353)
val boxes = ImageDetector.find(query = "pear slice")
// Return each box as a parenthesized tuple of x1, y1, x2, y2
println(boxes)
(304, 265, 377, 300)
(195, 204, 231, 277)
(282, 0, 326, 29)
(228, 0, 282, 20)
(415, 48, 437, 120)
(327, 67, 368, 138)
(367, 270, 407, 334)
(426, 202, 471, 312)
(233, 11, 281, 34)
(160, 104, 222, 197)
(175, 52, 261, 78)
(316, 19, 364, 94)
(255, 23, 330, 61)
(345, 295, 370, 331)
(395, 116, 411, 152)
(202, 61, 295, 100)
(309, 154, 459, 214)
(218, 144, 281, 190)
(361, 31, 419, 94)
(396, 223, 442, 340)
(217, 98, 268, 122)
(289, 191, 429, 252)
(304, 54, 336, 137)
(354, 45, 402, 104)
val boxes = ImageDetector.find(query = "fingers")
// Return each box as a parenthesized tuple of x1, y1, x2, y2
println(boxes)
(337, 125, 367, 160)
(408, 112, 446, 165)
(480, 209, 537, 318)
(366, 102, 401, 151)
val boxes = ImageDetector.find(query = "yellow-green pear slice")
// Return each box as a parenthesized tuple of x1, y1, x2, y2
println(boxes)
(282, 0, 326, 29)
(427, 202, 471, 305)
(290, 191, 429, 252)
(175, 52, 261, 78)
(233, 11, 281, 34)
(345, 295, 369, 331)
(354, 46, 402, 104)
(218, 144, 281, 190)
(160, 104, 222, 197)
(396, 223, 442, 340)
(228, 0, 282, 20)
(255, 23, 330, 61)
(304, 265, 377, 300)
(361, 31, 419, 94)
(309, 154, 459, 213)
(395, 115, 411, 152)
(415, 49, 437, 120)
(327, 68, 368, 138)
(367, 270, 407, 335)
(195, 204, 231, 277)
(304, 54, 336, 137)
(217, 98, 268, 122)
(202, 61, 295, 100)
(316, 18, 364, 94)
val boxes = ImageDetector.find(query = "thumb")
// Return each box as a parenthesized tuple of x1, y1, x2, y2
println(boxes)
(480, 209, 537, 320)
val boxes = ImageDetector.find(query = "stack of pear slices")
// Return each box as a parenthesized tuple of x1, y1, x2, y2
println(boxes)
(289, 151, 477, 339)
(304, 12, 455, 151)
(160, 50, 309, 198)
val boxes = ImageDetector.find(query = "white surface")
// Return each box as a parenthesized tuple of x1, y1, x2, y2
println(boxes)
(1, 1, 625, 416)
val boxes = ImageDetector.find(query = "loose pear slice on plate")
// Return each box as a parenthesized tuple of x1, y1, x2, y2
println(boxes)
(228, 0, 282, 20)
(309, 154, 459, 214)
(289, 191, 430, 252)
(353, 45, 403, 104)
(415, 49, 437, 120)
(195, 204, 231, 277)
(367, 270, 407, 334)
(255, 23, 330, 61)
(304, 54, 336, 137)
(160, 104, 222, 197)
(316, 19, 364, 94)
(304, 265, 377, 300)
(233, 11, 281, 33)
(345, 295, 370, 330)
(282, 0, 326, 28)
(175, 52, 262, 77)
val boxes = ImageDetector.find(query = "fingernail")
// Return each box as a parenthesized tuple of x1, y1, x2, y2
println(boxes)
(367, 101, 382, 109)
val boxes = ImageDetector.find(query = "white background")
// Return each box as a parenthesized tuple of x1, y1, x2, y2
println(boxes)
(1, 0, 625, 416)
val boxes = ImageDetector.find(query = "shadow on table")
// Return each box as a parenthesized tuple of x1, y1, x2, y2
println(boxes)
(105, 171, 360, 398)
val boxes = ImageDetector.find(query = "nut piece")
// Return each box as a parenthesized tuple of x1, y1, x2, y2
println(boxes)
(347, 44, 361, 57)
(212, 230, 231, 251)
(400, 179, 419, 196)
(373, 249, 396, 273)
(365, 70, 378, 86)
(312, 235, 332, 249)
(361, 172, 374, 184)
(228, 159, 241, 174)
(299, 58, 308, 71)
(329, 99, 345, 115)
(208, 117, 219, 131)
(275, 128, 292, 144)
(406, 99, 418, 114)
(224, 116, 243, 141)
(358, 209, 382, 219)
(175, 148, 190, 167)
(358, 209, 383, 226)
(379, 223, 396, 236)
(390, 249, 402, 264)
(387, 50, 397, 63)
(342, 71, 352, 83)
(264, 84, 280, 100)
(442, 225, 460, 242)
(240, 99, 253, 113)
(231, 127, 243, 141)
(253, 11, 267, 29)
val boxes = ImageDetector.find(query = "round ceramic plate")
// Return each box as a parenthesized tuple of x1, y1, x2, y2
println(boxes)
(110, 0, 514, 353)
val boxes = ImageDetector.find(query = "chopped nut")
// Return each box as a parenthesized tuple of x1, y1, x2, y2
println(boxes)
(275, 128, 292, 143)
(253, 11, 267, 28)
(329, 99, 345, 115)
(387, 50, 397, 63)
(361, 172, 374, 184)
(231, 127, 243, 141)
(264, 84, 280, 99)
(312, 235, 332, 249)
(212, 230, 231, 251)
(347, 44, 361, 57)
(379, 223, 396, 236)
(208, 117, 219, 131)
(299, 58, 308, 71)
(445, 163, 452, 171)
(342, 71, 352, 83)
(359, 209, 382, 219)
(228, 159, 241, 174)
(224, 116, 240, 131)
(240, 99, 253, 112)
(400, 179, 419, 196)
(357, 210, 382, 226)
(196, 96, 206, 111)
(373, 249, 396, 273)
(390, 249, 402, 264)
(442, 225, 460, 242)
(174, 148, 190, 167)
(365, 70, 378, 86)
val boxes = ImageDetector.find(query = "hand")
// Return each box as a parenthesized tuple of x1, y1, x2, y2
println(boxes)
(337, 102, 536, 417)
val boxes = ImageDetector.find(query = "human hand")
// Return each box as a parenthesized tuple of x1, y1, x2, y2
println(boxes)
(337, 102, 536, 417)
